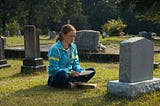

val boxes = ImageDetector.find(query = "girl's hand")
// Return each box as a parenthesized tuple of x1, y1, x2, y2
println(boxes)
(70, 71, 80, 77)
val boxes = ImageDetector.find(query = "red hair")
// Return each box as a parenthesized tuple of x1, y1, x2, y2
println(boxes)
(56, 24, 76, 42)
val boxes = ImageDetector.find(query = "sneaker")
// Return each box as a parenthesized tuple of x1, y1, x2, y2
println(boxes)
(76, 82, 97, 89)
(68, 82, 76, 89)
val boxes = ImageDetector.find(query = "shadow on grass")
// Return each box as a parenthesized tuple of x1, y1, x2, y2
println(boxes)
(72, 92, 142, 106)
(0, 72, 45, 81)
(4, 84, 153, 105)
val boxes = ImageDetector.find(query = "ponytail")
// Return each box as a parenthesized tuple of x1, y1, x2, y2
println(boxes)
(56, 32, 62, 42)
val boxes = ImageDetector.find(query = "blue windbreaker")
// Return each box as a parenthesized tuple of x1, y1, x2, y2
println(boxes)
(48, 40, 84, 76)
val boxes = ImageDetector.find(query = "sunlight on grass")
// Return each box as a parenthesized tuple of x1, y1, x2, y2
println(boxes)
(100, 36, 131, 45)
(5, 36, 55, 47)
(5, 36, 160, 48)
(0, 59, 160, 105)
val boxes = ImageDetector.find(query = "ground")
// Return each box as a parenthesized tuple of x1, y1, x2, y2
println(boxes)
(0, 36, 160, 105)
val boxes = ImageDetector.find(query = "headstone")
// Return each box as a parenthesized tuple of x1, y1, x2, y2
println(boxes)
(17, 30, 22, 37)
(75, 30, 105, 52)
(21, 25, 46, 73)
(119, 37, 153, 83)
(0, 36, 6, 48)
(138, 31, 152, 39)
(0, 37, 10, 68)
(49, 31, 56, 40)
(102, 32, 107, 38)
(107, 37, 160, 98)
(4, 30, 10, 37)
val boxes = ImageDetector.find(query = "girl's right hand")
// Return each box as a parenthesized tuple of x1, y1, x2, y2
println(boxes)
(70, 71, 80, 77)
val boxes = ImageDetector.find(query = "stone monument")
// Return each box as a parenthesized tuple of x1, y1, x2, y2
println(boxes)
(21, 25, 46, 73)
(107, 37, 160, 98)
(0, 37, 10, 68)
(75, 30, 105, 52)
(49, 31, 56, 40)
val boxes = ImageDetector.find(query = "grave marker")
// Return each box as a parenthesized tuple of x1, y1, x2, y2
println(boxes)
(21, 25, 46, 73)
(107, 37, 160, 98)
(0, 37, 10, 68)
(75, 30, 105, 52)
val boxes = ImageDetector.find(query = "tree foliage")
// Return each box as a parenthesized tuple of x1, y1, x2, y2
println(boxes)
(81, 0, 119, 30)
(0, 0, 26, 35)
(0, 0, 159, 36)
(0, 0, 82, 35)
(120, 0, 160, 23)
(6, 20, 20, 36)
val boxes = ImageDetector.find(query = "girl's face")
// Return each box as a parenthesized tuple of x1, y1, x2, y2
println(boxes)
(62, 31, 76, 44)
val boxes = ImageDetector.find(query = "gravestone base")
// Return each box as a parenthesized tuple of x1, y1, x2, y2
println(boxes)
(107, 78, 160, 98)
(21, 58, 46, 74)
(0, 59, 11, 68)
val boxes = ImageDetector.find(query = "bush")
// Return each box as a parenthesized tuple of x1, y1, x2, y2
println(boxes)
(6, 20, 20, 36)
(102, 19, 127, 36)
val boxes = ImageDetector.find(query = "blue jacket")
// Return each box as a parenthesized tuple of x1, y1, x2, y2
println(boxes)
(48, 40, 84, 76)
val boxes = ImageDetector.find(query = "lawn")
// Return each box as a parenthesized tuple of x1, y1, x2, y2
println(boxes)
(5, 35, 160, 48)
(1, 35, 160, 105)
(0, 53, 160, 106)
(5, 36, 55, 47)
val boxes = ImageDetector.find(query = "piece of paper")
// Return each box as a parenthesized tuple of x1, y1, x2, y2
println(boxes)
(80, 70, 93, 76)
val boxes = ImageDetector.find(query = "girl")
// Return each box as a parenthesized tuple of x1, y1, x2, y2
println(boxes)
(48, 24, 96, 88)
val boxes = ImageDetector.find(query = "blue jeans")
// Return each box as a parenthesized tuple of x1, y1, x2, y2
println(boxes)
(48, 68, 96, 88)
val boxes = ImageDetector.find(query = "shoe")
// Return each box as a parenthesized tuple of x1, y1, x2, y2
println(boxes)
(76, 82, 97, 89)
(68, 82, 76, 89)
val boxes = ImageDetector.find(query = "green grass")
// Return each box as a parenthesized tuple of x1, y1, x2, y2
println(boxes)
(0, 55, 160, 106)
(4, 36, 160, 47)
(5, 36, 55, 47)
(100, 36, 131, 45)
(100, 36, 160, 45)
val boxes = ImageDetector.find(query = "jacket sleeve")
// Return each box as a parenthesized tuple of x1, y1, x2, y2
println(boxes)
(48, 47, 70, 76)
(72, 47, 84, 73)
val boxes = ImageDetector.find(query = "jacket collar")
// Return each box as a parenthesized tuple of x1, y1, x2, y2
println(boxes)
(57, 40, 74, 50)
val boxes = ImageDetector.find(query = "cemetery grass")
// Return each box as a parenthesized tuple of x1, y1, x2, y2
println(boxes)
(0, 55, 160, 106)
(5, 36, 160, 47)
(6, 36, 55, 47)
(100, 36, 160, 45)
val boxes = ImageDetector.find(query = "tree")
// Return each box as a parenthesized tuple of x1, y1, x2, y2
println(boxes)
(6, 20, 20, 36)
(120, 0, 160, 23)
(81, 0, 119, 30)
(61, 0, 82, 25)
(0, 0, 26, 36)
(70, 14, 90, 30)
(37, 0, 66, 32)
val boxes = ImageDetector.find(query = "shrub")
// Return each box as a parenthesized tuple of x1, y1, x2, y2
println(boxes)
(6, 20, 20, 36)
(102, 19, 127, 36)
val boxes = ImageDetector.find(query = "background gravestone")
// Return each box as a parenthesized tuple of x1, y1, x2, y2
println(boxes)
(75, 30, 101, 52)
(49, 31, 56, 40)
(21, 25, 46, 73)
(107, 37, 160, 98)
(0, 37, 10, 68)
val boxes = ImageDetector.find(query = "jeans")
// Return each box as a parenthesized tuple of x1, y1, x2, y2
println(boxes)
(48, 68, 96, 88)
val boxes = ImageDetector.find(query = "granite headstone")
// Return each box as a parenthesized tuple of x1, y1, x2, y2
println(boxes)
(107, 37, 160, 98)
(75, 30, 100, 52)
(0, 37, 10, 68)
(21, 25, 46, 73)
